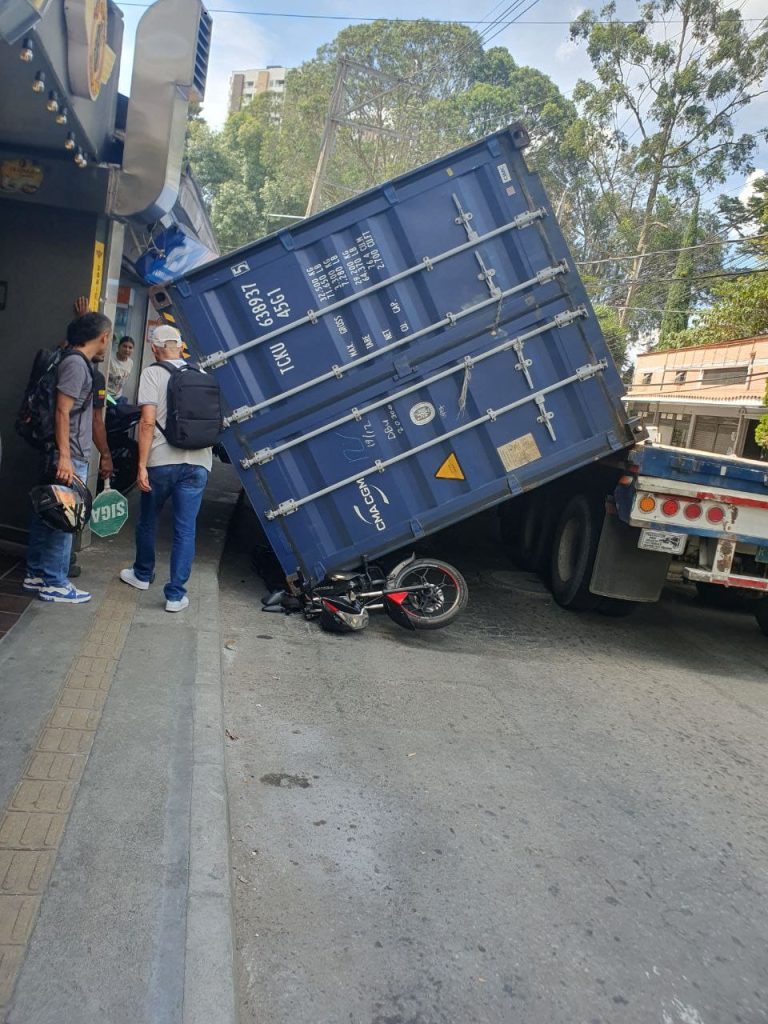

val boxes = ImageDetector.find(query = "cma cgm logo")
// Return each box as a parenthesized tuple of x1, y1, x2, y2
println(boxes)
(353, 478, 389, 532)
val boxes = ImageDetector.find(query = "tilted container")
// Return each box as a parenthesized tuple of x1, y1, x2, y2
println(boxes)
(155, 124, 638, 583)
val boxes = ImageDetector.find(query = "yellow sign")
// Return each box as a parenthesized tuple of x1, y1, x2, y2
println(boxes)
(89, 240, 105, 312)
(435, 453, 465, 481)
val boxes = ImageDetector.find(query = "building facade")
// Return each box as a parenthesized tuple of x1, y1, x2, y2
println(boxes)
(228, 65, 288, 114)
(624, 337, 768, 460)
(0, 0, 217, 543)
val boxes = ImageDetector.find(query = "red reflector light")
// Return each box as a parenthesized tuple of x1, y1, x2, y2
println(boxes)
(386, 591, 410, 606)
(661, 499, 679, 516)
(707, 506, 725, 524)
(684, 503, 702, 520)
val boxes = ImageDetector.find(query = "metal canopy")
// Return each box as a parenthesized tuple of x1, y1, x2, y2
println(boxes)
(0, 0, 123, 164)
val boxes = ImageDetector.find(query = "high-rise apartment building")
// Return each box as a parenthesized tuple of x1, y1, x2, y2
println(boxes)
(228, 66, 289, 114)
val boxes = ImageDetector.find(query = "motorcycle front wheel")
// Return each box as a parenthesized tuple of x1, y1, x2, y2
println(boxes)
(390, 558, 468, 629)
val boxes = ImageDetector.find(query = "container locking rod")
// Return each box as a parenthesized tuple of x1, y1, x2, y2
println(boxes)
(201, 209, 547, 370)
(263, 360, 606, 519)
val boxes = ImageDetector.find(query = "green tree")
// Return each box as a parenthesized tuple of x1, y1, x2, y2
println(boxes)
(658, 196, 699, 344)
(593, 302, 630, 370)
(570, 1, 768, 327)
(661, 274, 768, 348)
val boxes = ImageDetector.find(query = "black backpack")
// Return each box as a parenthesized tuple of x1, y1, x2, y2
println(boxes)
(16, 348, 94, 451)
(155, 362, 223, 449)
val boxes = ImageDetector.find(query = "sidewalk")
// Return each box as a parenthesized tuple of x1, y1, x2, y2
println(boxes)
(0, 465, 241, 1024)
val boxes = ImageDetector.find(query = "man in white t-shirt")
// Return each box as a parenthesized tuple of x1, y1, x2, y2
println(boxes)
(119, 325, 212, 612)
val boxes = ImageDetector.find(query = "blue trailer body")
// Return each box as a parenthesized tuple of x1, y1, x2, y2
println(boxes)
(630, 443, 768, 496)
(159, 125, 638, 582)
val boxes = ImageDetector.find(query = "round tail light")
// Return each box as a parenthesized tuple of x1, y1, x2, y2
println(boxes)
(638, 495, 656, 512)
(684, 503, 702, 520)
(661, 499, 679, 516)
(707, 506, 725, 524)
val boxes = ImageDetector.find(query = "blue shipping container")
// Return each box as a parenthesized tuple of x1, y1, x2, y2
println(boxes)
(159, 125, 637, 583)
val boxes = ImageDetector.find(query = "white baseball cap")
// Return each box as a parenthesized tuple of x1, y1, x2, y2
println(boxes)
(151, 324, 182, 347)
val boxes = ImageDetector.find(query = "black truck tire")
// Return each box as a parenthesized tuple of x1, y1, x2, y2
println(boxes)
(550, 493, 603, 612)
(501, 492, 553, 575)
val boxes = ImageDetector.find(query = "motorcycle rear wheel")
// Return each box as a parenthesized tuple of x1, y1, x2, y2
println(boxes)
(391, 558, 468, 629)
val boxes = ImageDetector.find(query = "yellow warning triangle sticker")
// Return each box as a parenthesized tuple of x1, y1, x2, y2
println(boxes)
(435, 453, 465, 481)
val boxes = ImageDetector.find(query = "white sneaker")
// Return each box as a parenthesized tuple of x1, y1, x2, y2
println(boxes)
(38, 584, 91, 604)
(23, 576, 44, 592)
(165, 596, 189, 613)
(120, 568, 150, 591)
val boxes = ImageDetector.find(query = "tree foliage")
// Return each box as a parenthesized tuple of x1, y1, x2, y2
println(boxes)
(569, 0, 768, 327)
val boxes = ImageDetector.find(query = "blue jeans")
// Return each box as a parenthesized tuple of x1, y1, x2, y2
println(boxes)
(27, 456, 89, 587)
(133, 464, 209, 601)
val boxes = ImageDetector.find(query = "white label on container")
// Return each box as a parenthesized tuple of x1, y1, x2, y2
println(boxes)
(497, 162, 511, 184)
(231, 261, 250, 277)
(409, 401, 435, 426)
(497, 433, 541, 472)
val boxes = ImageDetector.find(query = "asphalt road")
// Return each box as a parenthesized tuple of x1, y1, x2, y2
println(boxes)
(220, 512, 768, 1024)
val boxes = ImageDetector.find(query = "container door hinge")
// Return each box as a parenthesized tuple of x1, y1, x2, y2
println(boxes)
(575, 359, 606, 380)
(225, 405, 254, 427)
(535, 394, 556, 441)
(266, 499, 298, 520)
(241, 447, 272, 469)
(200, 351, 227, 369)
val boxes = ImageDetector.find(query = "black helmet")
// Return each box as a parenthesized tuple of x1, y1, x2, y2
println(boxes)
(319, 596, 369, 634)
(30, 475, 92, 533)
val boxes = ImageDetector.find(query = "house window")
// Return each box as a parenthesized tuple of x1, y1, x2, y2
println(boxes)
(701, 365, 749, 387)
(642, 372, 652, 385)
(674, 370, 687, 384)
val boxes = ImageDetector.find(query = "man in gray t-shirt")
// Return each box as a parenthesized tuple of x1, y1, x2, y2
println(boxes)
(25, 313, 113, 604)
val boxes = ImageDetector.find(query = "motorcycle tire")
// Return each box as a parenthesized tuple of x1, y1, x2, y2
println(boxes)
(390, 558, 468, 630)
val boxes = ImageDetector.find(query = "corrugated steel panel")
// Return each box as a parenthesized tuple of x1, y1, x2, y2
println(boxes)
(161, 125, 636, 582)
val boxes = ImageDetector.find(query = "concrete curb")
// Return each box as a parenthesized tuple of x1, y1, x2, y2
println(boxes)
(183, 565, 237, 1024)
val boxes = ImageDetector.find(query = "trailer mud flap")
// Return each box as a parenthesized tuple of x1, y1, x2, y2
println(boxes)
(590, 513, 670, 603)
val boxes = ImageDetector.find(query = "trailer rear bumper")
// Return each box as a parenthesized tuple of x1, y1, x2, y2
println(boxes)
(682, 568, 768, 592)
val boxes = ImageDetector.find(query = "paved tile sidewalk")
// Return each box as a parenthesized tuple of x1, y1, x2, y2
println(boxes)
(0, 466, 240, 1024)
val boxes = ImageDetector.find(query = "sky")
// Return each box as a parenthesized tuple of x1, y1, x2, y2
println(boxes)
(113, 0, 767, 205)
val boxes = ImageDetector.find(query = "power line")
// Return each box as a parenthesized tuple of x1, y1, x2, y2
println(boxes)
(576, 233, 768, 267)
(589, 266, 768, 290)
(113, 4, 766, 23)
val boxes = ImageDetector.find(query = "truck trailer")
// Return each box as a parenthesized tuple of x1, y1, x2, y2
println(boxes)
(148, 124, 768, 634)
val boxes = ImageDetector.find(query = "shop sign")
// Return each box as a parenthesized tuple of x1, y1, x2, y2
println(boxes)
(0, 159, 44, 194)
(65, 0, 116, 101)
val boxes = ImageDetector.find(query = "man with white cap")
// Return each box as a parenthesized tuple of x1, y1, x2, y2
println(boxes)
(119, 325, 212, 611)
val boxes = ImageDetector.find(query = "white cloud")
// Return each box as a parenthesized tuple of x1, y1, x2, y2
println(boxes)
(740, 168, 766, 204)
(200, 14, 273, 128)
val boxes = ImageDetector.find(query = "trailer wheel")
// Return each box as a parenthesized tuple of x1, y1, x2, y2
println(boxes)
(550, 494, 602, 612)
(754, 599, 768, 637)
(501, 493, 552, 574)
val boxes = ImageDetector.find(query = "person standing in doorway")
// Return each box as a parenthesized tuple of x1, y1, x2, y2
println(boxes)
(107, 335, 135, 401)
(119, 325, 212, 612)
(25, 312, 113, 604)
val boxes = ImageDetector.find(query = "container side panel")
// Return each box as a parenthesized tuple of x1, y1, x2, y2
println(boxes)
(168, 127, 635, 581)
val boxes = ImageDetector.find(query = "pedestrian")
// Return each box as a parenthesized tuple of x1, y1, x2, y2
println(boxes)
(119, 325, 213, 612)
(25, 312, 114, 604)
(107, 335, 135, 401)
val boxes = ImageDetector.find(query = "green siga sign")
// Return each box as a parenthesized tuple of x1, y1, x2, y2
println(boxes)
(90, 486, 129, 538)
